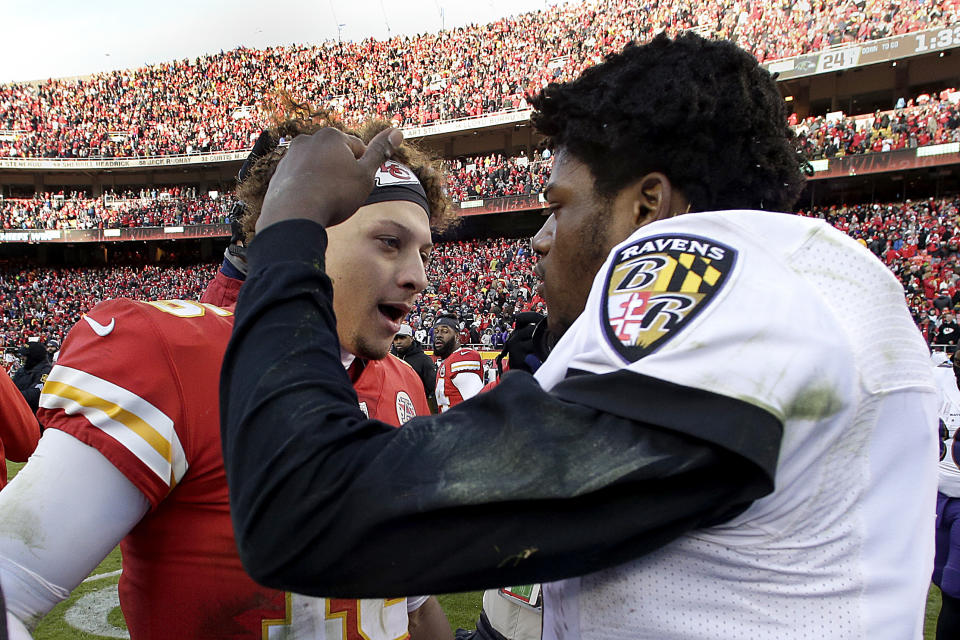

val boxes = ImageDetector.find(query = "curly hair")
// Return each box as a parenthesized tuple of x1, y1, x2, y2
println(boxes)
(236, 102, 456, 241)
(529, 32, 804, 213)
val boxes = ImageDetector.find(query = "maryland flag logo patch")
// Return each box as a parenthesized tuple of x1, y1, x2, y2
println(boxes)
(602, 233, 737, 362)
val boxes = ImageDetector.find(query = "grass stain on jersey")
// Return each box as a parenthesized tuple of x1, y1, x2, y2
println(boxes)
(787, 384, 844, 420)
(0, 472, 46, 552)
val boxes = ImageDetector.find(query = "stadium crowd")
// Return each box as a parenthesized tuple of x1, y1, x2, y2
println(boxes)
(5, 80, 960, 231)
(7, 192, 960, 357)
(442, 153, 551, 201)
(0, 262, 218, 355)
(0, 0, 956, 159)
(0, 236, 544, 357)
(7, 82, 960, 232)
(795, 89, 960, 159)
(0, 151, 551, 231)
(0, 190, 234, 230)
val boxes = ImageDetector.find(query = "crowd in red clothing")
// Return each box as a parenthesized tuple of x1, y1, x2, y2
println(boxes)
(794, 89, 960, 159)
(1, 0, 955, 159)
(7, 194, 960, 352)
(0, 262, 219, 354)
(0, 190, 235, 230)
(408, 237, 543, 345)
(442, 153, 551, 201)
(0, 237, 544, 355)
(0, 151, 552, 231)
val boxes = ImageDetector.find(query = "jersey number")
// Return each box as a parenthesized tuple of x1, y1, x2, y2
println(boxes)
(327, 598, 409, 640)
(261, 596, 408, 640)
(146, 299, 233, 318)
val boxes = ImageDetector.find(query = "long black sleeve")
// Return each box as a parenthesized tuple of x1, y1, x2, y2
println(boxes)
(221, 220, 781, 598)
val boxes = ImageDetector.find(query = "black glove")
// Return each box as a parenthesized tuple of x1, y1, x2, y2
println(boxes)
(496, 312, 549, 376)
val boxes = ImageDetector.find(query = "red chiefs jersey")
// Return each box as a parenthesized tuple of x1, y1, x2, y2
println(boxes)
(435, 348, 483, 412)
(0, 370, 40, 489)
(38, 276, 429, 639)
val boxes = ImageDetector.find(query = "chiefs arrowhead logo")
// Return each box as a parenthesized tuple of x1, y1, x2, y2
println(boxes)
(602, 233, 737, 362)
(374, 160, 419, 187)
(395, 391, 417, 424)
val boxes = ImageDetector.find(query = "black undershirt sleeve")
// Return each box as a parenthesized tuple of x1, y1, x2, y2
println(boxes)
(220, 219, 782, 598)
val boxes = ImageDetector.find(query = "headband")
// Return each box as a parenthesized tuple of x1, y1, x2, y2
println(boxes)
(363, 160, 430, 217)
(434, 317, 459, 330)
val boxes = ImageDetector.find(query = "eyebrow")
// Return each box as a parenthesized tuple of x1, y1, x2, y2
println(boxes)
(375, 219, 433, 251)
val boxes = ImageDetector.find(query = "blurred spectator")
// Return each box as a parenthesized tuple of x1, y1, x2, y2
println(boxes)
(10, 342, 50, 413)
(44, 339, 59, 363)
(392, 324, 438, 411)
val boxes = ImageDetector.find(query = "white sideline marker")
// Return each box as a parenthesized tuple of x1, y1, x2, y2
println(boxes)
(82, 569, 122, 583)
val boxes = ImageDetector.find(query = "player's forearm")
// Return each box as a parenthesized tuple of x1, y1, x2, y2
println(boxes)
(222, 220, 777, 597)
(0, 430, 149, 629)
(407, 597, 453, 640)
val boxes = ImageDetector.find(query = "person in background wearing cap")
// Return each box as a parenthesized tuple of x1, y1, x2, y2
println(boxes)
(10, 341, 51, 413)
(44, 339, 59, 364)
(432, 315, 484, 412)
(393, 323, 438, 413)
(0, 115, 456, 640)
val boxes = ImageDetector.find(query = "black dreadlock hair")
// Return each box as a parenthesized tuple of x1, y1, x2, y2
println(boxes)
(530, 32, 805, 213)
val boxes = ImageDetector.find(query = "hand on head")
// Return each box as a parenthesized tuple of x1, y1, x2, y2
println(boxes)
(256, 127, 404, 234)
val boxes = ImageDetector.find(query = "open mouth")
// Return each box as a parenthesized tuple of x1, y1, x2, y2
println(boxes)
(379, 304, 406, 323)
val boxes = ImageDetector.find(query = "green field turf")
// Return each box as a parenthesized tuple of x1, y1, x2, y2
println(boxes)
(5, 460, 943, 639)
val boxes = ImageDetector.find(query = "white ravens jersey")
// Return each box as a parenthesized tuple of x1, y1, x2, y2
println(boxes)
(535, 210, 937, 640)
(934, 352, 960, 497)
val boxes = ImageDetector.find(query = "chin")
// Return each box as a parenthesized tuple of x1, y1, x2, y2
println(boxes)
(546, 315, 572, 341)
(353, 335, 391, 361)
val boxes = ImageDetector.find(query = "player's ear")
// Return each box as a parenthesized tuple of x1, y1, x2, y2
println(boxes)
(623, 172, 691, 229)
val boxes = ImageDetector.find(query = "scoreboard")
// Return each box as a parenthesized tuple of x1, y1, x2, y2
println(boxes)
(766, 23, 960, 81)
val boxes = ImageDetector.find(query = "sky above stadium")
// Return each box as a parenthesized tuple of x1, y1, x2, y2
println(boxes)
(1, 0, 571, 84)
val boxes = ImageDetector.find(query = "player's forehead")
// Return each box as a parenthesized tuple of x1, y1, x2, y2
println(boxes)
(357, 200, 432, 247)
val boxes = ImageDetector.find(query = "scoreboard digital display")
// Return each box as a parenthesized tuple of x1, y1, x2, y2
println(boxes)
(765, 23, 960, 81)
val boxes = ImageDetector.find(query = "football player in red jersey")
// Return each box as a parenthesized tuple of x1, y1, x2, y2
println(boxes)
(0, 120, 456, 640)
(433, 316, 484, 412)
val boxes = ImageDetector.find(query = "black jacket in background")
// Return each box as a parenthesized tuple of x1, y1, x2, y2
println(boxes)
(12, 343, 51, 413)
(395, 339, 437, 404)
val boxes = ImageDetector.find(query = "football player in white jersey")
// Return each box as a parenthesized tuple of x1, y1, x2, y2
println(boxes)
(934, 348, 960, 639)
(221, 33, 938, 639)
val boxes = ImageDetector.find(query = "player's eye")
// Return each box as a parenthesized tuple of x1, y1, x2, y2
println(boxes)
(378, 236, 401, 250)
